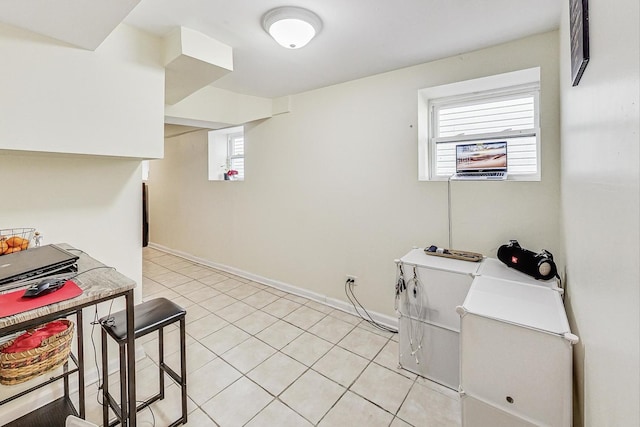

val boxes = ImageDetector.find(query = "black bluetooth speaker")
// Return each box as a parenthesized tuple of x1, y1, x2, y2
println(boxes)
(497, 240, 557, 281)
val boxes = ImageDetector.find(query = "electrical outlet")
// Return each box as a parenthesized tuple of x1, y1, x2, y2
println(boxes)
(346, 274, 357, 285)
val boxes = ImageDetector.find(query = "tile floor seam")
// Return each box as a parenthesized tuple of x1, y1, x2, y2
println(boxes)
(245, 375, 308, 421)
(349, 362, 416, 418)
(180, 289, 334, 338)
(234, 332, 354, 425)
(260, 395, 316, 426)
(320, 348, 402, 423)
(313, 385, 350, 426)
(304, 333, 412, 425)
(205, 359, 315, 426)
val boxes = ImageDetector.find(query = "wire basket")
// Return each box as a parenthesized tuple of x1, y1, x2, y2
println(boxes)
(0, 228, 36, 256)
(0, 320, 74, 385)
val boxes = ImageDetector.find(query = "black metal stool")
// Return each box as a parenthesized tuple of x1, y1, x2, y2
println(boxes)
(100, 297, 187, 427)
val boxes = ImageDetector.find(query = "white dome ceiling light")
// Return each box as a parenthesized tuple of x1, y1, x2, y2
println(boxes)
(262, 6, 322, 49)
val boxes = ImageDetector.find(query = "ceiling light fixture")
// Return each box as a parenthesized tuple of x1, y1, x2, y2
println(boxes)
(262, 6, 322, 49)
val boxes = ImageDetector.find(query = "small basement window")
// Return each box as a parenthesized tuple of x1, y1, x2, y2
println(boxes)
(208, 126, 245, 181)
(418, 68, 541, 181)
(227, 131, 245, 180)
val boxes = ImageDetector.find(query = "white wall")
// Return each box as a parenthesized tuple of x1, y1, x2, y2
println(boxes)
(0, 21, 164, 285)
(559, 1, 640, 426)
(0, 152, 144, 422)
(0, 152, 144, 285)
(0, 23, 164, 158)
(149, 31, 561, 316)
(0, 23, 164, 421)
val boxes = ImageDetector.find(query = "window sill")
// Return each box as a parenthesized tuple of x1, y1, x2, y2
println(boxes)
(421, 175, 541, 182)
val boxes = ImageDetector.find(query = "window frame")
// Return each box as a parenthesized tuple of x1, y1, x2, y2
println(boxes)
(418, 68, 542, 182)
(207, 125, 245, 181)
(227, 131, 245, 180)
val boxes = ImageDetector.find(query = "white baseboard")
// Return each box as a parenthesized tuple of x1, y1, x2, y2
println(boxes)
(148, 242, 398, 330)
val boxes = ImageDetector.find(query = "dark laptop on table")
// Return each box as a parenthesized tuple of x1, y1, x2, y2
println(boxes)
(452, 141, 508, 180)
(0, 244, 79, 289)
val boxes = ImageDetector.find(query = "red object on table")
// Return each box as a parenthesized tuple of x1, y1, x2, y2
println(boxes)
(1, 320, 70, 353)
(0, 280, 83, 318)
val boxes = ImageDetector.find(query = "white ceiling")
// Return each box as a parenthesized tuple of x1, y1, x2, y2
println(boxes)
(0, 0, 562, 99)
(0, 0, 140, 50)
(123, 0, 562, 98)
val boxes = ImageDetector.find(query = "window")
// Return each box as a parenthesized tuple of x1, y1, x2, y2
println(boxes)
(227, 132, 245, 180)
(418, 68, 541, 181)
(208, 126, 245, 181)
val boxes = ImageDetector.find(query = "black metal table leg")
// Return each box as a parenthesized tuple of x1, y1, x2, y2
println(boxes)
(125, 290, 136, 427)
(102, 328, 110, 427)
(77, 309, 85, 419)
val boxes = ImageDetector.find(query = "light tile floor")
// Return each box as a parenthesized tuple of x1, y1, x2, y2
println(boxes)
(80, 247, 461, 427)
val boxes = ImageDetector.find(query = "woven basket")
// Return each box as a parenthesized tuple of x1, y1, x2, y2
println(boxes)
(0, 320, 74, 385)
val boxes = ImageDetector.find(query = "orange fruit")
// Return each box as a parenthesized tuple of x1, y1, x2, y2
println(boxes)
(4, 246, 22, 254)
(6, 236, 27, 248)
(0, 240, 7, 254)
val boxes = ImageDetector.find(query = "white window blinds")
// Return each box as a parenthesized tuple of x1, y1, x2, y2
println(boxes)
(430, 85, 539, 178)
(436, 96, 535, 137)
(228, 133, 245, 179)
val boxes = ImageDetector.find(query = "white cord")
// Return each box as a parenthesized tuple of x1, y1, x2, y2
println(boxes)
(394, 264, 405, 312)
(404, 265, 425, 364)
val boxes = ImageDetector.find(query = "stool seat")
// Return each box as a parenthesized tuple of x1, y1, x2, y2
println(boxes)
(100, 297, 187, 426)
(100, 297, 186, 342)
